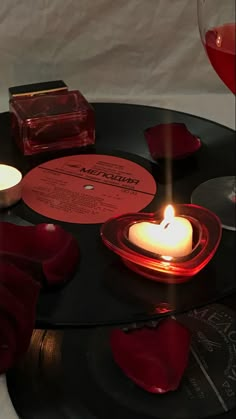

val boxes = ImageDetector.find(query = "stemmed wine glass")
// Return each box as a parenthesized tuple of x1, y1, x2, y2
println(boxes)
(191, 0, 235, 231)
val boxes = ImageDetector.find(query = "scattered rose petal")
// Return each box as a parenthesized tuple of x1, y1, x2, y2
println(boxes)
(110, 318, 191, 393)
(144, 123, 201, 160)
(0, 222, 80, 286)
(0, 262, 40, 373)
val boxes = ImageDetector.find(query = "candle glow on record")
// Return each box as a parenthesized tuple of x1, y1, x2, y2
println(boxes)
(128, 205, 193, 258)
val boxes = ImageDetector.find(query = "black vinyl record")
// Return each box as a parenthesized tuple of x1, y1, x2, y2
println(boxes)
(7, 300, 236, 419)
(0, 104, 235, 327)
(0, 160, 235, 328)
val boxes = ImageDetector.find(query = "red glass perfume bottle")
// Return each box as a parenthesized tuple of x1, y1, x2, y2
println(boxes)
(10, 87, 95, 155)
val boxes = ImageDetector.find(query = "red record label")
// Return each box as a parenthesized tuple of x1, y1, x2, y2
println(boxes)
(22, 154, 157, 224)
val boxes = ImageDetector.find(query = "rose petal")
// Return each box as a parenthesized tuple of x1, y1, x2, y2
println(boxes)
(144, 123, 201, 160)
(110, 318, 191, 393)
(0, 262, 40, 372)
(0, 222, 80, 286)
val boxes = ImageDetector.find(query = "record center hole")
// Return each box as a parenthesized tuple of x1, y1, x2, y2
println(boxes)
(84, 184, 94, 190)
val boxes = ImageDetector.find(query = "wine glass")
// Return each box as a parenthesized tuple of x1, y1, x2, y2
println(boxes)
(191, 0, 235, 231)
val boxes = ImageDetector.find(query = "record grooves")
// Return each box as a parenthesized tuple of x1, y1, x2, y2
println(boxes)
(1, 104, 235, 418)
(1, 151, 235, 328)
(7, 300, 236, 419)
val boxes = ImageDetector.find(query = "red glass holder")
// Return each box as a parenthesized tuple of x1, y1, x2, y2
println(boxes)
(100, 204, 222, 284)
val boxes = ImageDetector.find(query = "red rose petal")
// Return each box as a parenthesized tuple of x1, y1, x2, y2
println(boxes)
(0, 222, 80, 286)
(0, 263, 40, 357)
(0, 281, 27, 341)
(110, 318, 191, 393)
(0, 262, 40, 373)
(144, 123, 201, 160)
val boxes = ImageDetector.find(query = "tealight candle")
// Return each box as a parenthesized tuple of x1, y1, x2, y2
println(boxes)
(128, 205, 193, 258)
(0, 164, 22, 208)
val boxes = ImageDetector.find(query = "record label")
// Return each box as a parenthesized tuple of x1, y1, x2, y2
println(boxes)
(22, 154, 157, 224)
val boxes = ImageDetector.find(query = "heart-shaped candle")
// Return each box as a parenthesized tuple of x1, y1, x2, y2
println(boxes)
(129, 205, 193, 258)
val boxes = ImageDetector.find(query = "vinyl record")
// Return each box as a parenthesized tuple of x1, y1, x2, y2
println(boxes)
(1, 102, 235, 327)
(1, 196, 235, 328)
(7, 302, 236, 419)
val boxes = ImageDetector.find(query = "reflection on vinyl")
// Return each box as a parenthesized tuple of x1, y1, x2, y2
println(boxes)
(1, 102, 235, 328)
(3, 181, 236, 328)
(7, 302, 236, 419)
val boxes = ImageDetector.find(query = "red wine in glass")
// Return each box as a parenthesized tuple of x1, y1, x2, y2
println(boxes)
(191, 0, 235, 231)
(205, 23, 236, 94)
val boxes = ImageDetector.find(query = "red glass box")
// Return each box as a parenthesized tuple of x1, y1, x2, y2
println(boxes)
(10, 89, 95, 155)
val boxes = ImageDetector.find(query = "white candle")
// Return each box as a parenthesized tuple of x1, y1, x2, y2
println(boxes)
(0, 164, 22, 208)
(128, 205, 193, 258)
(0, 164, 22, 190)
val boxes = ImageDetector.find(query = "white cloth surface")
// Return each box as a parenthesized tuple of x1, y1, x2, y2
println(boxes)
(0, 375, 19, 419)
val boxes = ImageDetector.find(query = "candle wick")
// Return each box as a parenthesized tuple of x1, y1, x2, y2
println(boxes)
(163, 222, 170, 229)
(160, 218, 171, 229)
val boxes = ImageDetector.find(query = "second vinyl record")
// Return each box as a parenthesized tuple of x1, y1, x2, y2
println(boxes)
(7, 302, 236, 419)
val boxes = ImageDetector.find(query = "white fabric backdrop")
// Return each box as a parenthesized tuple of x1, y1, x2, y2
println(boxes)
(0, 0, 232, 109)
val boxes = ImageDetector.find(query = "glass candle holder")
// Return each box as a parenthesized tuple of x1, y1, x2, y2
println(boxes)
(100, 204, 222, 284)
(10, 89, 95, 155)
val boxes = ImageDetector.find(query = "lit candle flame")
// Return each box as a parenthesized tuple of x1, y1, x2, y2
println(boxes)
(164, 204, 174, 221)
(160, 204, 174, 228)
(161, 205, 174, 261)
